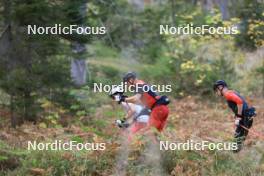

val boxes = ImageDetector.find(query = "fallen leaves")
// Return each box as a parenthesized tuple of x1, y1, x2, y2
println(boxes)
(29, 168, 46, 175)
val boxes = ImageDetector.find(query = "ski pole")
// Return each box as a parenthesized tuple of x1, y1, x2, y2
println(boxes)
(239, 124, 264, 140)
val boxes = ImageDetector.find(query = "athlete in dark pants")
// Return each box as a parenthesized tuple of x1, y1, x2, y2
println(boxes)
(213, 80, 256, 152)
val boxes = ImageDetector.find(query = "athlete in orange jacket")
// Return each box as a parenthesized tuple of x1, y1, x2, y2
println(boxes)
(120, 72, 169, 132)
(213, 80, 256, 152)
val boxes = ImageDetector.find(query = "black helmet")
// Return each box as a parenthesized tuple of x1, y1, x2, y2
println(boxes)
(123, 72, 136, 82)
(213, 80, 227, 91)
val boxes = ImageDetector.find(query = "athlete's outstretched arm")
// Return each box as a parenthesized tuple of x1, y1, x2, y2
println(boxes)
(125, 94, 141, 104)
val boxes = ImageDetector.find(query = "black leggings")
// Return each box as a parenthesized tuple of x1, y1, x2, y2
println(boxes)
(234, 116, 253, 143)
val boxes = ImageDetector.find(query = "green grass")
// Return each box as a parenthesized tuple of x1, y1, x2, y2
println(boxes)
(1, 138, 264, 176)
(1, 147, 114, 176)
(90, 41, 119, 59)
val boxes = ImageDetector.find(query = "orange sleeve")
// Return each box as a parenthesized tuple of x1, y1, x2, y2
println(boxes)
(224, 92, 243, 104)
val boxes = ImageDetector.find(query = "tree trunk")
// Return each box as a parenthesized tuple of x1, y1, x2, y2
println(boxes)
(3, 0, 16, 128)
(192, 0, 198, 5)
(71, 53, 87, 86)
(170, 0, 176, 26)
(70, 2, 88, 87)
(202, 0, 214, 11)
(262, 61, 264, 97)
(218, 0, 229, 20)
(3, 0, 11, 25)
(24, 91, 35, 123)
(10, 94, 16, 128)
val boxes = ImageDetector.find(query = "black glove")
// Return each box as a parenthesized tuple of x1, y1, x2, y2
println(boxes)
(235, 114, 243, 118)
(116, 118, 129, 128)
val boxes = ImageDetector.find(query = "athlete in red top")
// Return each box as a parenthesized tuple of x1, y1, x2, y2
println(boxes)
(121, 72, 169, 132)
(213, 80, 256, 152)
